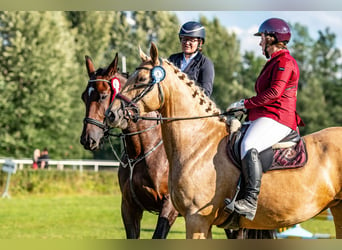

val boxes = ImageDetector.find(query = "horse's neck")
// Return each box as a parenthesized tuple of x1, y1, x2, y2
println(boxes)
(160, 75, 227, 161)
(123, 124, 142, 157)
(124, 116, 161, 158)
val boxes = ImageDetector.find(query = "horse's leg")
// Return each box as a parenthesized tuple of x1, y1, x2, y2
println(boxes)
(330, 202, 342, 239)
(121, 197, 143, 239)
(152, 194, 179, 239)
(185, 215, 212, 239)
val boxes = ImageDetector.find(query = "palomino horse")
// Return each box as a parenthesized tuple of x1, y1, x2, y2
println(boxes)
(105, 42, 342, 239)
(80, 53, 276, 239)
(80, 53, 179, 238)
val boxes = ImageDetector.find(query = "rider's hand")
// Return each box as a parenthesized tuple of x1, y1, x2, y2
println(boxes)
(226, 99, 245, 111)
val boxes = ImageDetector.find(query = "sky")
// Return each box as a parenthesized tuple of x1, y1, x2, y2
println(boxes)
(174, 11, 342, 55)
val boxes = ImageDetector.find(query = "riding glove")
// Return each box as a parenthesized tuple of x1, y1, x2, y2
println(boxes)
(227, 99, 245, 111)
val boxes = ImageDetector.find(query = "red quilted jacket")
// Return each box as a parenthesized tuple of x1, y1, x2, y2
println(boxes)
(244, 49, 304, 131)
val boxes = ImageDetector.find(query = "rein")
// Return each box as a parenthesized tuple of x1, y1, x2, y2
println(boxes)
(106, 122, 163, 214)
(135, 112, 226, 122)
(125, 110, 240, 123)
(106, 122, 163, 166)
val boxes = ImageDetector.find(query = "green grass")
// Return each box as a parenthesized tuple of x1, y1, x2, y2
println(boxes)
(0, 194, 335, 239)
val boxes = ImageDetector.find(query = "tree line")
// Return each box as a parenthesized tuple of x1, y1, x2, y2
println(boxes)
(0, 11, 341, 160)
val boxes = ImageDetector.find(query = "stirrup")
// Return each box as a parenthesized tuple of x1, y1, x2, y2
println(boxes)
(224, 198, 235, 213)
(223, 176, 241, 214)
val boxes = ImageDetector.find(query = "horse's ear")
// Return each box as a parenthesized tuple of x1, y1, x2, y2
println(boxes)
(139, 45, 149, 62)
(85, 55, 96, 77)
(150, 42, 159, 66)
(105, 52, 119, 76)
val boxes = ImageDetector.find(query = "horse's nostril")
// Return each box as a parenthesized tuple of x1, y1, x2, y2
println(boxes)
(107, 111, 115, 123)
(89, 137, 96, 146)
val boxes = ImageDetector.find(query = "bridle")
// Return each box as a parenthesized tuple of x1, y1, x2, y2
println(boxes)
(83, 70, 166, 211)
(111, 59, 230, 123)
(83, 72, 128, 133)
(112, 58, 166, 123)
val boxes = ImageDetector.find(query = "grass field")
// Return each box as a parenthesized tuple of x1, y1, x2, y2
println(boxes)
(0, 194, 336, 239)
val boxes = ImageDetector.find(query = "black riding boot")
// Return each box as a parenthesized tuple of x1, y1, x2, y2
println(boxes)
(234, 148, 263, 221)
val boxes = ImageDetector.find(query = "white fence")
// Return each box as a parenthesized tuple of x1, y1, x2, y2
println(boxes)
(0, 158, 119, 172)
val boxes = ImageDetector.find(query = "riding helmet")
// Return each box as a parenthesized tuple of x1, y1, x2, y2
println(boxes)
(254, 18, 291, 44)
(179, 21, 206, 44)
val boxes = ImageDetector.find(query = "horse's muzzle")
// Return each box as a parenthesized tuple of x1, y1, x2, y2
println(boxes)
(80, 133, 103, 151)
(105, 108, 128, 129)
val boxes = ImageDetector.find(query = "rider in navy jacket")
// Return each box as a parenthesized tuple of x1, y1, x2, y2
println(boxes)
(168, 21, 215, 97)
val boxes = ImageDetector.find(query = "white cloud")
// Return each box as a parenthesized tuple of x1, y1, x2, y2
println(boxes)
(227, 25, 261, 55)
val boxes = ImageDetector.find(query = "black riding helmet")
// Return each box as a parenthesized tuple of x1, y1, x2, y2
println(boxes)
(179, 21, 206, 44)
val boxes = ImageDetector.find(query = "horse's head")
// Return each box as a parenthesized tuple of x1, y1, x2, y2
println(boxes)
(80, 53, 128, 150)
(106, 42, 166, 129)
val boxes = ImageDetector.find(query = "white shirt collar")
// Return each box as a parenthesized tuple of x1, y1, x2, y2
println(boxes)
(181, 52, 198, 71)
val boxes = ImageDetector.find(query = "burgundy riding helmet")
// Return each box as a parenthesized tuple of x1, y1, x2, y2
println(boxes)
(254, 18, 291, 44)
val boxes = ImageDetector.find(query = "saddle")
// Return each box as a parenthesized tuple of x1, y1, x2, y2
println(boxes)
(226, 118, 308, 172)
(218, 118, 308, 230)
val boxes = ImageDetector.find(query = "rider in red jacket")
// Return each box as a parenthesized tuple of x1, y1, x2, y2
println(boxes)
(224, 18, 304, 221)
(245, 49, 304, 131)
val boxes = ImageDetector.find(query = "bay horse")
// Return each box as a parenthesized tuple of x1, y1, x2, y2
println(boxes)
(80, 53, 178, 238)
(105, 42, 342, 239)
(80, 53, 276, 239)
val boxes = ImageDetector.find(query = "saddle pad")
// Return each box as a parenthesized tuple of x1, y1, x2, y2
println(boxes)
(269, 138, 307, 171)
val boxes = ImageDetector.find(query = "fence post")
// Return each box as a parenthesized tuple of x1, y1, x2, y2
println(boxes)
(1, 159, 16, 199)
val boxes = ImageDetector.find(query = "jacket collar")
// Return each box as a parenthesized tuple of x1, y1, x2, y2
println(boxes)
(270, 49, 289, 60)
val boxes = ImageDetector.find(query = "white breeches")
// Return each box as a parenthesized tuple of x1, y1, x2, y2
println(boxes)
(240, 117, 292, 159)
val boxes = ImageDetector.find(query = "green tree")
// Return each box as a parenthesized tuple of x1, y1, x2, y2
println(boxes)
(131, 11, 180, 58)
(291, 24, 342, 134)
(0, 11, 86, 158)
(289, 22, 315, 90)
(237, 51, 265, 100)
(63, 11, 121, 160)
(90, 11, 181, 159)
(310, 28, 342, 129)
(297, 78, 331, 133)
(199, 16, 242, 109)
(65, 11, 115, 66)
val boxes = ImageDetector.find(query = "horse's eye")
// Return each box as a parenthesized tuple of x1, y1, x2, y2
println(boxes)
(100, 94, 108, 101)
(138, 77, 148, 83)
